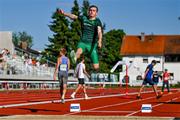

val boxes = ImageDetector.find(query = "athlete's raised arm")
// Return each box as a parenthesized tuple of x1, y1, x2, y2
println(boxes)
(57, 9, 78, 20)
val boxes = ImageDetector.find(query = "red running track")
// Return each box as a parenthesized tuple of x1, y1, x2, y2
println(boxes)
(0, 88, 179, 118)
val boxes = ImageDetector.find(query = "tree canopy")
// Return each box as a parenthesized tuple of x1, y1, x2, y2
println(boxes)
(12, 31, 33, 48)
(100, 29, 125, 72)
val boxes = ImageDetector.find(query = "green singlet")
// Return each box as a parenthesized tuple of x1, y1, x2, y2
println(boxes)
(77, 15, 102, 64)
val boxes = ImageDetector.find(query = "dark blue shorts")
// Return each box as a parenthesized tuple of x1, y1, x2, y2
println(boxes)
(153, 79, 159, 85)
(142, 78, 154, 85)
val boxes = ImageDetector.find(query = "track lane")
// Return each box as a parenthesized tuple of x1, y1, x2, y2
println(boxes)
(0, 89, 179, 117)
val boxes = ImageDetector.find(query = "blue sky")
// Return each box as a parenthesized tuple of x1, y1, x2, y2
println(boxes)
(0, 0, 180, 50)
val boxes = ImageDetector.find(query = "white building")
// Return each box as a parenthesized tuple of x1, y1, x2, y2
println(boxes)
(120, 34, 180, 86)
(0, 31, 14, 54)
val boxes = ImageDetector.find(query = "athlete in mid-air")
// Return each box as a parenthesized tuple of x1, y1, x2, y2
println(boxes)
(57, 5, 103, 71)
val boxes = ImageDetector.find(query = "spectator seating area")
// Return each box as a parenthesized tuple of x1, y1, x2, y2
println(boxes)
(0, 48, 55, 80)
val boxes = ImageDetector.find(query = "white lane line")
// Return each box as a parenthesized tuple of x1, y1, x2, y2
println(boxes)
(126, 92, 180, 116)
(0, 91, 145, 109)
(0, 89, 178, 111)
(0, 93, 123, 108)
(0, 101, 54, 108)
(64, 91, 180, 116)
(63, 96, 156, 116)
(82, 110, 136, 113)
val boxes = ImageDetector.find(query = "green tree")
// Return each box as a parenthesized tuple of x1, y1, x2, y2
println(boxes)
(70, 0, 81, 51)
(43, 0, 90, 65)
(44, 8, 71, 62)
(99, 29, 125, 72)
(12, 31, 33, 48)
(82, 0, 90, 17)
(12, 32, 19, 47)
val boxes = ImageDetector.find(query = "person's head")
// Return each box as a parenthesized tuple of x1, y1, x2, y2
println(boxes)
(88, 5, 98, 19)
(151, 60, 156, 66)
(59, 48, 66, 56)
(165, 69, 168, 72)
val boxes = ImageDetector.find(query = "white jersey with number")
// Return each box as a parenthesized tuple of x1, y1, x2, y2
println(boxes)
(76, 62, 85, 79)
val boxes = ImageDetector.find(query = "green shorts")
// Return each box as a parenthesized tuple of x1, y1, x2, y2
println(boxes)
(77, 42, 99, 64)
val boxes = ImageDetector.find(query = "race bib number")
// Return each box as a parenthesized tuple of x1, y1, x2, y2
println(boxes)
(60, 64, 67, 71)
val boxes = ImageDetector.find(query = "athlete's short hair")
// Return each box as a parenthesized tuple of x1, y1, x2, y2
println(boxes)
(151, 60, 156, 64)
(60, 48, 66, 55)
(89, 5, 98, 12)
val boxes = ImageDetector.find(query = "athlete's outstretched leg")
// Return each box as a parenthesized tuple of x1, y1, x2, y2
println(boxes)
(71, 84, 82, 99)
(61, 84, 67, 100)
(152, 85, 158, 96)
(60, 82, 63, 97)
(82, 84, 88, 99)
(137, 85, 144, 99)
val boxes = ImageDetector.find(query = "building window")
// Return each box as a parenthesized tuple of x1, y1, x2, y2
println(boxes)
(156, 60, 160, 63)
(143, 58, 148, 63)
(165, 55, 180, 62)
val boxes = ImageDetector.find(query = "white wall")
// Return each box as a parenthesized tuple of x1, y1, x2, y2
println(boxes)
(120, 56, 179, 86)
(164, 63, 180, 84)
(0, 31, 14, 54)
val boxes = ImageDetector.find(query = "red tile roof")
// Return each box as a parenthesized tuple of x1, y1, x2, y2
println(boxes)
(120, 35, 180, 55)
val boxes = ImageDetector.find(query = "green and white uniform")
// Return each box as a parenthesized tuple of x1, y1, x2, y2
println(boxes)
(78, 15, 102, 64)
